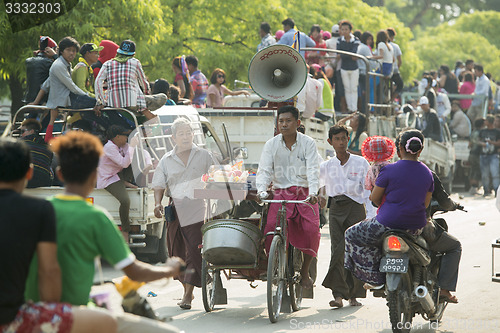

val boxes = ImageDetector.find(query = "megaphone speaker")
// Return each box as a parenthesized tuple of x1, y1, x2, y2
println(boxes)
(248, 44, 307, 102)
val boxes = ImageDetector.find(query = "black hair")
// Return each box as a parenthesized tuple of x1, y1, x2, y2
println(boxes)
(474, 64, 484, 73)
(360, 31, 373, 47)
(282, 18, 295, 29)
(260, 22, 271, 34)
(58, 36, 80, 56)
(465, 59, 474, 66)
(0, 138, 31, 182)
(386, 27, 396, 38)
(440, 65, 450, 74)
(397, 129, 424, 155)
(463, 73, 473, 83)
(21, 118, 42, 132)
(172, 57, 194, 100)
(328, 124, 349, 139)
(169, 86, 180, 104)
(348, 113, 367, 149)
(339, 19, 353, 31)
(153, 78, 170, 96)
(486, 114, 495, 124)
(277, 105, 299, 120)
(309, 24, 321, 35)
(297, 124, 306, 134)
(50, 131, 103, 184)
(474, 118, 485, 129)
(185, 55, 198, 68)
(353, 29, 362, 39)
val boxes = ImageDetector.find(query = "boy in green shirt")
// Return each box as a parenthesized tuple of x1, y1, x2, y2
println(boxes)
(25, 131, 184, 333)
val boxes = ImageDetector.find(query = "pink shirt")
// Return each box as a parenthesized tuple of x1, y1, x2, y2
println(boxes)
(206, 84, 230, 108)
(97, 140, 133, 189)
(459, 81, 475, 110)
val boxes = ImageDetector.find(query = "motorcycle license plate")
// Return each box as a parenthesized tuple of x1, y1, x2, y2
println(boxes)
(379, 257, 409, 273)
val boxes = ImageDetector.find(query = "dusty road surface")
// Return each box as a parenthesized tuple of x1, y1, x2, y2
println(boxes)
(92, 192, 500, 333)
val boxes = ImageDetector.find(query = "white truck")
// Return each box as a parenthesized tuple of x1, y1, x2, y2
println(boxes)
(8, 105, 231, 263)
(204, 92, 333, 169)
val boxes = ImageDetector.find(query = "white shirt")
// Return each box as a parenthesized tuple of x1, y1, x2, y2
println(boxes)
(319, 154, 370, 204)
(296, 75, 322, 118)
(257, 132, 320, 195)
(325, 37, 341, 70)
(390, 42, 402, 73)
(472, 74, 490, 107)
(436, 92, 451, 120)
(152, 144, 215, 199)
(377, 42, 394, 64)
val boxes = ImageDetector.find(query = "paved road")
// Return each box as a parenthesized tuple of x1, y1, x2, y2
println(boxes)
(92, 192, 500, 333)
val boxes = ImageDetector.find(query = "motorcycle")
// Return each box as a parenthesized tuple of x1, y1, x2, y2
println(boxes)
(375, 201, 466, 333)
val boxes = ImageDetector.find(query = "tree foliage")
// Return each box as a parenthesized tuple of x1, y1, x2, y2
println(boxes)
(362, 0, 499, 30)
(413, 10, 500, 78)
(413, 31, 500, 78)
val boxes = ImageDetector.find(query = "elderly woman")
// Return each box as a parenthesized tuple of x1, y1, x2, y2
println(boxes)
(344, 129, 434, 289)
(152, 118, 216, 310)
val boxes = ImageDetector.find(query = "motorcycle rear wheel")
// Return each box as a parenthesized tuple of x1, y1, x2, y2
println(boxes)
(387, 273, 414, 333)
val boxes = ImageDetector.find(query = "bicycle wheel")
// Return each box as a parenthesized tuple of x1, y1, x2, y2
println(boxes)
(289, 246, 303, 311)
(267, 235, 285, 323)
(201, 258, 218, 312)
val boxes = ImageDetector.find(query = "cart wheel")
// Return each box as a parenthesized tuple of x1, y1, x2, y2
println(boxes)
(289, 246, 303, 311)
(202, 258, 218, 312)
(267, 235, 285, 323)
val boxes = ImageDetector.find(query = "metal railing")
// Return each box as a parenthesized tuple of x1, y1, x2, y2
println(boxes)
(302, 47, 395, 116)
(401, 92, 489, 118)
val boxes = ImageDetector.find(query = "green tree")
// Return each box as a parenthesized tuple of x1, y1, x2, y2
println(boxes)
(413, 31, 500, 78)
(451, 11, 500, 49)
(0, 0, 167, 117)
(362, 0, 499, 30)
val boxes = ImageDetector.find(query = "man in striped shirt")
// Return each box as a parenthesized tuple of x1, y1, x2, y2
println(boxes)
(95, 40, 163, 121)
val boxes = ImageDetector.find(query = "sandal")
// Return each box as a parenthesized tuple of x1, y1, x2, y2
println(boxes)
(439, 293, 458, 304)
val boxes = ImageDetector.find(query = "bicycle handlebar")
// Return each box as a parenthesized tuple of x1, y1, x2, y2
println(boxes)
(261, 198, 311, 204)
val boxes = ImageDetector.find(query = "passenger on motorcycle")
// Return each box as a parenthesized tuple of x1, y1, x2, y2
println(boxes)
(344, 129, 433, 289)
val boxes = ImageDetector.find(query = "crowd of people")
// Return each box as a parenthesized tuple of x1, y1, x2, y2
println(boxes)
(2, 18, 500, 331)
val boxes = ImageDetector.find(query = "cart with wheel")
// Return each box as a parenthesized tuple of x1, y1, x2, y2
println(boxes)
(195, 187, 312, 323)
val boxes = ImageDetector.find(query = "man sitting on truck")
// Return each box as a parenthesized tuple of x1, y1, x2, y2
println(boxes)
(24, 131, 185, 333)
(256, 105, 321, 289)
(420, 96, 442, 142)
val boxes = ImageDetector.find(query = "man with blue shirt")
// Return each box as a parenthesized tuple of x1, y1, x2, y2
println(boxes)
(277, 18, 315, 58)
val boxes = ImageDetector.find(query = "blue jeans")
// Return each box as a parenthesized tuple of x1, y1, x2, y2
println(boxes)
(69, 92, 97, 109)
(479, 154, 500, 194)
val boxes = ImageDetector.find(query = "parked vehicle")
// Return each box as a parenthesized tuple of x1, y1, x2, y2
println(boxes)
(9, 105, 230, 263)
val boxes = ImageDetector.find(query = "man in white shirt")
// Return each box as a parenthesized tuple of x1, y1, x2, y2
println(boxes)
(319, 124, 369, 308)
(257, 22, 276, 51)
(296, 72, 323, 118)
(257, 105, 320, 289)
(387, 28, 403, 98)
(468, 64, 490, 121)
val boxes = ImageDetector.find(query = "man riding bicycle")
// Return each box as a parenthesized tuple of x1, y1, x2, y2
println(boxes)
(256, 105, 321, 289)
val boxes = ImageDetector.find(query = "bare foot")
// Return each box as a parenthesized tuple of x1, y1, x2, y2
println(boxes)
(300, 276, 314, 289)
(349, 298, 362, 306)
(177, 294, 194, 305)
(329, 296, 343, 308)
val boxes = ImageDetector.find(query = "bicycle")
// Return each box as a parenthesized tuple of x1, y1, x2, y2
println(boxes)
(261, 197, 316, 323)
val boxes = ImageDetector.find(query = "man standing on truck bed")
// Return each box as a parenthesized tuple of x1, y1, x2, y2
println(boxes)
(256, 105, 321, 290)
(24, 131, 185, 333)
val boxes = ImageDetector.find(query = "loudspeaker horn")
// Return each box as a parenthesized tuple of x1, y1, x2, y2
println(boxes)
(248, 44, 307, 102)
